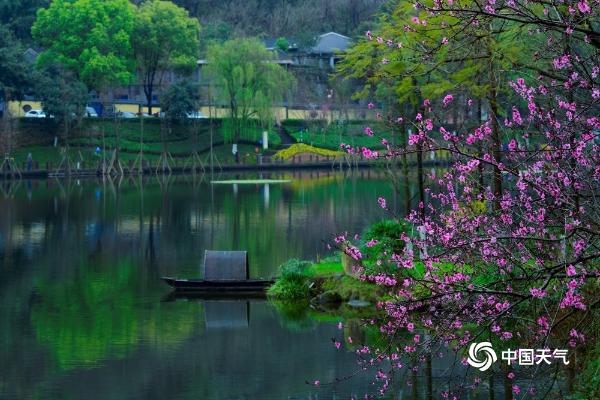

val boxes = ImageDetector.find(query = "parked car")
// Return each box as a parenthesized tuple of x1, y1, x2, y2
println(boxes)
(85, 107, 98, 117)
(186, 111, 208, 119)
(24, 109, 52, 118)
(116, 111, 137, 119)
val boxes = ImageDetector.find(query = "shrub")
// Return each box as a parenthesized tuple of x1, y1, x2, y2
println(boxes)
(267, 259, 313, 300)
(272, 143, 344, 160)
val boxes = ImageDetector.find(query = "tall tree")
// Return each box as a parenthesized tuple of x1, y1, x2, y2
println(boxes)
(0, 0, 50, 42)
(0, 24, 30, 107)
(35, 63, 88, 146)
(31, 0, 135, 92)
(338, 1, 536, 205)
(132, 0, 201, 115)
(205, 38, 295, 148)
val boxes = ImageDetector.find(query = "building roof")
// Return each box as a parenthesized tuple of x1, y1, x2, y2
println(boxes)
(23, 48, 39, 63)
(311, 32, 351, 54)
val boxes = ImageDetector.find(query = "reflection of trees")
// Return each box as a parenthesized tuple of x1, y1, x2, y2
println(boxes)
(30, 259, 203, 370)
(0, 173, 406, 279)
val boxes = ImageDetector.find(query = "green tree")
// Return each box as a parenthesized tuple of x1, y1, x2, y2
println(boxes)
(0, 0, 50, 42)
(275, 37, 289, 52)
(35, 63, 88, 146)
(0, 24, 31, 164)
(0, 24, 30, 106)
(132, 0, 201, 115)
(338, 1, 536, 207)
(159, 80, 199, 123)
(156, 80, 199, 171)
(31, 0, 135, 91)
(205, 38, 295, 148)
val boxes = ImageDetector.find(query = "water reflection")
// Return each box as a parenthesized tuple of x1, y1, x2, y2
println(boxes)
(0, 171, 401, 278)
(1, 169, 503, 399)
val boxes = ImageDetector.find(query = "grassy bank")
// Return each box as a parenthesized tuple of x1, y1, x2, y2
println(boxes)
(8, 118, 281, 167)
(283, 119, 395, 150)
(267, 257, 386, 305)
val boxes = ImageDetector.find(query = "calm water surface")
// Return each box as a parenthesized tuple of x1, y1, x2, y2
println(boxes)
(1, 170, 413, 399)
(0, 170, 540, 399)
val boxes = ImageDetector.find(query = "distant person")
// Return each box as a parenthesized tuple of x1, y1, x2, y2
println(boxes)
(26, 153, 33, 171)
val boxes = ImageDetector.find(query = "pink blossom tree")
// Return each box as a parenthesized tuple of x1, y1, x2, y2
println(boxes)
(332, 0, 599, 397)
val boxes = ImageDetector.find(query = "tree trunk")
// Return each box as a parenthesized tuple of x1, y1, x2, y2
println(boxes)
(477, 97, 485, 193)
(487, 39, 503, 209)
(146, 85, 153, 116)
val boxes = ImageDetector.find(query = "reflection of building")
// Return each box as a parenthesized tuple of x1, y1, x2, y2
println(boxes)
(204, 301, 250, 329)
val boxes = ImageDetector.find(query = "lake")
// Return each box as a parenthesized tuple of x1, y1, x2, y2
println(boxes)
(0, 170, 515, 399)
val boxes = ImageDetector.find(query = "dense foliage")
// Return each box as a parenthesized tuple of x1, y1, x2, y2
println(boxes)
(32, 0, 136, 91)
(0, 24, 30, 103)
(132, 0, 200, 114)
(334, 0, 600, 398)
(205, 38, 295, 144)
(168, 0, 385, 42)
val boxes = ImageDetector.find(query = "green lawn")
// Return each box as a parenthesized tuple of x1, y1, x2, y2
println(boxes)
(10, 143, 262, 168)
(10, 118, 281, 168)
(284, 121, 396, 150)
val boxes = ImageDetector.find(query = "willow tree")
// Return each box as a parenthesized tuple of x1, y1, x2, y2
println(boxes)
(205, 38, 295, 159)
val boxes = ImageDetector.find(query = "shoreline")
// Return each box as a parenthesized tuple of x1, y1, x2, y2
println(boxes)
(0, 159, 449, 180)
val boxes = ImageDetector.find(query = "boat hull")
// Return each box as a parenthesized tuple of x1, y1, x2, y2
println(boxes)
(162, 277, 274, 292)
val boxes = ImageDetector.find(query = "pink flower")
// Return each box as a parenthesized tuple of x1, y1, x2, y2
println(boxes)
(378, 197, 387, 209)
(364, 127, 374, 136)
(443, 94, 454, 107)
(530, 287, 547, 298)
(441, 37, 448, 45)
(578, 1, 591, 13)
(314, 380, 320, 386)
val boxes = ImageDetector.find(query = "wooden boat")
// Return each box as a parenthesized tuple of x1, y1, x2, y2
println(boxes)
(162, 277, 274, 292)
(162, 250, 273, 294)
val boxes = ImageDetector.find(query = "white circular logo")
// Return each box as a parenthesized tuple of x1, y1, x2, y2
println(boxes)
(467, 342, 497, 371)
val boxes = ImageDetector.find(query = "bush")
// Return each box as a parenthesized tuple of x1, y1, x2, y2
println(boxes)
(267, 259, 313, 300)
(272, 143, 344, 160)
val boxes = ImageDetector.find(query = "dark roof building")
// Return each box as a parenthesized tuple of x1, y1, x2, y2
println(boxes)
(310, 32, 351, 54)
